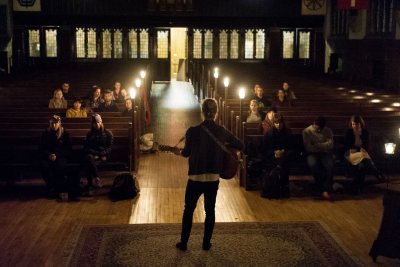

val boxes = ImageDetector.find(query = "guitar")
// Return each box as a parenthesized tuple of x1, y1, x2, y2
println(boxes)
(158, 144, 240, 180)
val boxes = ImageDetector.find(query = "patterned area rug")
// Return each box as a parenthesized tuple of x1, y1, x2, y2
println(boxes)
(61, 222, 360, 267)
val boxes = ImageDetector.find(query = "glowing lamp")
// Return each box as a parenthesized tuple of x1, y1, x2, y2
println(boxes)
(385, 143, 396, 155)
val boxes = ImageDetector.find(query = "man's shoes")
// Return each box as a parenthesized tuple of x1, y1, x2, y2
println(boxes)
(175, 242, 187, 251)
(93, 177, 103, 188)
(202, 242, 212, 251)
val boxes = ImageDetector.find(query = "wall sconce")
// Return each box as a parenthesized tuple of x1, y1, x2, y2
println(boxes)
(385, 143, 396, 155)
(140, 70, 146, 79)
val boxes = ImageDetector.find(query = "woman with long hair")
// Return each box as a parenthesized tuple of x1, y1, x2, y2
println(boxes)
(82, 114, 114, 196)
(85, 86, 104, 113)
(48, 88, 68, 109)
(344, 115, 385, 194)
(246, 99, 266, 123)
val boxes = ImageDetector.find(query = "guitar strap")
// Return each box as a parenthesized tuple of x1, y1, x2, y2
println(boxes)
(201, 125, 241, 165)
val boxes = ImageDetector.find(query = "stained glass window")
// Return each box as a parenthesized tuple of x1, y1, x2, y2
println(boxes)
(157, 30, 169, 59)
(139, 29, 149, 59)
(128, 30, 138, 58)
(255, 29, 265, 59)
(244, 30, 254, 59)
(102, 29, 112, 58)
(219, 30, 228, 59)
(282, 31, 294, 59)
(114, 29, 123, 59)
(28, 29, 40, 57)
(193, 29, 202, 59)
(204, 30, 213, 59)
(45, 29, 57, 58)
(298, 31, 310, 59)
(230, 30, 239, 59)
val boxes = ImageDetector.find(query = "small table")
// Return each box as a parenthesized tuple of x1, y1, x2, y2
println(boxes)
(369, 184, 400, 262)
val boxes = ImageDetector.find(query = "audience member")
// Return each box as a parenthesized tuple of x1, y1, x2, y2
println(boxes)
(262, 113, 294, 198)
(39, 115, 73, 200)
(302, 116, 334, 200)
(66, 98, 87, 118)
(282, 82, 296, 101)
(82, 114, 114, 196)
(246, 100, 266, 123)
(272, 89, 291, 108)
(112, 81, 123, 102)
(61, 83, 75, 100)
(344, 115, 385, 194)
(85, 86, 104, 113)
(48, 88, 68, 109)
(98, 89, 119, 112)
(252, 85, 271, 112)
(261, 107, 277, 135)
(119, 88, 129, 102)
(121, 98, 134, 117)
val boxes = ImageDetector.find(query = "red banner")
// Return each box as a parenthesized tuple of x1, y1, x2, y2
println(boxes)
(337, 0, 368, 10)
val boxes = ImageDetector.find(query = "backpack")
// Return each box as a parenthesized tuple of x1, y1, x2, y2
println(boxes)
(260, 165, 281, 199)
(109, 172, 140, 201)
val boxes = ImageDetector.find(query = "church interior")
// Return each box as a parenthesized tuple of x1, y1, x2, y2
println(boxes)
(1, 0, 400, 266)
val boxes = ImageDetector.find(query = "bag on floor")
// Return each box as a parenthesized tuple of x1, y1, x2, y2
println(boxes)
(260, 165, 281, 199)
(109, 172, 140, 201)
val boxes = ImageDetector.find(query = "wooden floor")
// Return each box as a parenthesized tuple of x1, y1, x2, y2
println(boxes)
(0, 80, 399, 266)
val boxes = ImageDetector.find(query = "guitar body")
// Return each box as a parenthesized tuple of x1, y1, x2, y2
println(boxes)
(220, 146, 239, 180)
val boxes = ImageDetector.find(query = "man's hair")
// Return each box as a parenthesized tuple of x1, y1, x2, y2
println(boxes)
(201, 98, 218, 120)
(314, 116, 326, 129)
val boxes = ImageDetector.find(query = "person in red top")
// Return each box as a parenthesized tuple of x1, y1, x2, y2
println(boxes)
(112, 81, 122, 101)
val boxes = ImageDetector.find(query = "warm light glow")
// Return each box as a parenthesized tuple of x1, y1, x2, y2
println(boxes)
(353, 96, 366, 99)
(398, 128, 400, 138)
(213, 67, 219, 79)
(370, 99, 382, 103)
(385, 143, 396, 155)
(129, 87, 137, 99)
(349, 90, 357, 93)
(337, 87, 345, 90)
(382, 107, 394, 111)
(238, 87, 246, 99)
(140, 70, 146, 79)
(392, 102, 400, 107)
(366, 92, 374, 96)
(135, 78, 142, 88)
(223, 77, 230, 88)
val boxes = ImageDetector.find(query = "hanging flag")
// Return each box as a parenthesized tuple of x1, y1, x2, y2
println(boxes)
(301, 0, 327, 16)
(337, 0, 368, 10)
(13, 0, 41, 12)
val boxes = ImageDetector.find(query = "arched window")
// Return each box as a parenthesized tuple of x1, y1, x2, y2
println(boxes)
(282, 31, 294, 59)
(28, 29, 40, 57)
(128, 30, 138, 59)
(157, 30, 169, 59)
(219, 30, 228, 59)
(204, 30, 213, 59)
(45, 29, 57, 58)
(114, 29, 123, 59)
(230, 30, 239, 59)
(102, 29, 112, 58)
(244, 30, 254, 59)
(193, 29, 202, 59)
(139, 29, 149, 59)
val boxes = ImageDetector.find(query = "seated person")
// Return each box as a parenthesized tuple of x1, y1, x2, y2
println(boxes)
(261, 107, 277, 135)
(252, 85, 271, 112)
(85, 86, 104, 113)
(112, 81, 123, 102)
(119, 88, 130, 102)
(302, 116, 334, 200)
(262, 113, 294, 198)
(272, 89, 291, 108)
(121, 98, 134, 117)
(344, 115, 385, 194)
(48, 88, 68, 109)
(282, 82, 296, 102)
(39, 115, 76, 200)
(61, 83, 75, 100)
(97, 89, 119, 112)
(246, 100, 266, 123)
(66, 98, 87, 118)
(82, 114, 114, 196)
